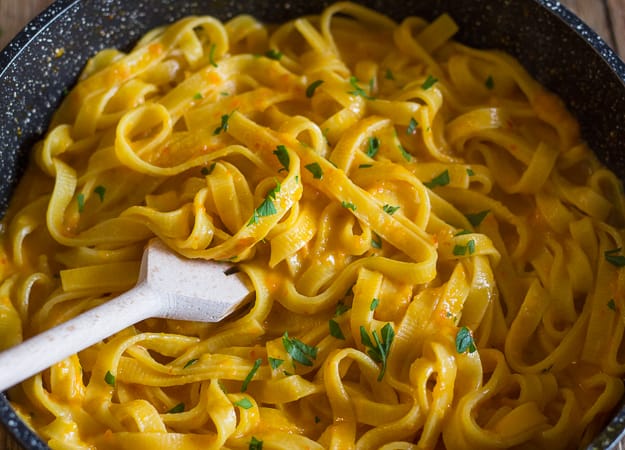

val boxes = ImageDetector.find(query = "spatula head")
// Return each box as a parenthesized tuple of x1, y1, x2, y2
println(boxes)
(140, 239, 253, 322)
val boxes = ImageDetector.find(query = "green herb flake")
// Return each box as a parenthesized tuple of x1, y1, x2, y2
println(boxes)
(485, 75, 495, 90)
(282, 331, 318, 366)
(268, 357, 284, 370)
(183, 358, 199, 368)
(193, 92, 203, 100)
(306, 79, 324, 98)
(605, 248, 625, 267)
(424, 170, 450, 189)
(104, 370, 116, 387)
(382, 204, 400, 215)
(453, 239, 476, 257)
(453, 244, 467, 256)
(315, 415, 321, 423)
(201, 162, 217, 176)
(371, 232, 382, 249)
(265, 49, 283, 60)
(341, 201, 357, 211)
(209, 43, 218, 67)
(77, 193, 85, 213)
(348, 76, 374, 100)
(273, 145, 290, 171)
(94, 185, 106, 202)
(366, 136, 380, 158)
(329, 319, 345, 340)
(465, 210, 490, 227)
(398, 144, 412, 161)
(455, 326, 477, 353)
(608, 298, 617, 311)
(406, 117, 418, 135)
(359, 163, 373, 169)
(385, 68, 395, 80)
(213, 112, 233, 135)
(454, 229, 471, 236)
(305, 162, 323, 179)
(421, 74, 438, 90)
(168, 402, 185, 414)
(360, 323, 394, 381)
(241, 358, 262, 392)
(249, 436, 263, 450)
(234, 398, 254, 409)
(370, 297, 380, 311)
(248, 183, 280, 225)
(466, 168, 475, 176)
(335, 301, 351, 316)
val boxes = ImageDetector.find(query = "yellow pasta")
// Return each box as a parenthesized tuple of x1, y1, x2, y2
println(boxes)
(1, 3, 624, 449)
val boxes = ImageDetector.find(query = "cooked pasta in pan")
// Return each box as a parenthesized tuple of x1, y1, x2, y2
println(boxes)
(1, 2, 624, 448)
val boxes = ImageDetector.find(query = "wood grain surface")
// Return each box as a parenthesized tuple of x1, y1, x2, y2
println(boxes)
(1, 0, 625, 449)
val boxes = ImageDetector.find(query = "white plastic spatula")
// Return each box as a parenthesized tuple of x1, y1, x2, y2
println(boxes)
(0, 239, 253, 392)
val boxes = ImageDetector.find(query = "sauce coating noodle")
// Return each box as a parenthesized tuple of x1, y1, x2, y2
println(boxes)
(1, 3, 624, 449)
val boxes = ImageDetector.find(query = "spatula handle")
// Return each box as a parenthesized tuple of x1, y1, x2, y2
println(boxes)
(0, 283, 159, 392)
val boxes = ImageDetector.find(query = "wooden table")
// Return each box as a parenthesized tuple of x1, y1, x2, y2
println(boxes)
(1, 0, 625, 449)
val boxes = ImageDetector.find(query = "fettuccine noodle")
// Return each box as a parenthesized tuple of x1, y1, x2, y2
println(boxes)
(1, 3, 624, 449)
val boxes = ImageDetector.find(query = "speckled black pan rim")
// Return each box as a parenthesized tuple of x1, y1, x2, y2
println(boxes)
(1, 0, 625, 449)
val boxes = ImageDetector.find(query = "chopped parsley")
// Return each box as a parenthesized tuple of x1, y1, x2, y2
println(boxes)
(421, 74, 438, 90)
(465, 210, 490, 227)
(241, 358, 262, 392)
(348, 76, 374, 100)
(382, 204, 400, 215)
(234, 398, 254, 409)
(455, 326, 476, 353)
(453, 239, 476, 256)
(360, 323, 394, 381)
(213, 111, 234, 135)
(335, 301, 350, 316)
(273, 145, 290, 171)
(341, 201, 356, 211)
(168, 403, 185, 413)
(398, 144, 412, 161)
(406, 117, 418, 135)
(371, 232, 382, 249)
(104, 370, 116, 387)
(248, 182, 280, 225)
(359, 163, 373, 169)
(306, 79, 324, 98)
(77, 193, 85, 213)
(329, 319, 345, 340)
(193, 92, 203, 100)
(366, 136, 380, 158)
(608, 298, 617, 311)
(605, 248, 625, 267)
(305, 162, 323, 179)
(209, 43, 218, 67)
(94, 185, 106, 202)
(424, 170, 450, 189)
(282, 331, 318, 366)
(201, 162, 217, 176)
(183, 358, 199, 368)
(265, 49, 283, 60)
(268, 357, 284, 370)
(370, 297, 380, 311)
(485, 75, 494, 90)
(385, 68, 395, 80)
(249, 437, 263, 450)
(466, 168, 475, 176)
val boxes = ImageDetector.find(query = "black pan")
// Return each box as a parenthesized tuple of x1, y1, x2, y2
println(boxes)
(1, 0, 625, 448)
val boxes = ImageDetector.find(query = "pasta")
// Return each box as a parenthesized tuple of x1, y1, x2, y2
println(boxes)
(1, 2, 624, 448)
